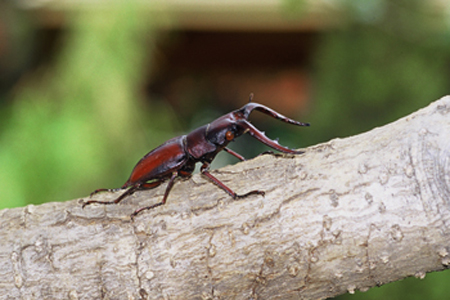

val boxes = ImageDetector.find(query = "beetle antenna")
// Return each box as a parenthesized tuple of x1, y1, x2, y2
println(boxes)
(249, 93, 254, 103)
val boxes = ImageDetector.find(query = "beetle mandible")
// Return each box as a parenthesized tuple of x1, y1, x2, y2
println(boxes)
(83, 96, 309, 217)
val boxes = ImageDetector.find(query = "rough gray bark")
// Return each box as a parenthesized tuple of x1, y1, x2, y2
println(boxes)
(1, 96, 450, 300)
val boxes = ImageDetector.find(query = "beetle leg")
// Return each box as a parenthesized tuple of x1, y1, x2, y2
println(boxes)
(83, 186, 138, 208)
(131, 172, 178, 217)
(90, 188, 122, 197)
(223, 147, 246, 161)
(200, 162, 265, 199)
(224, 148, 273, 160)
(83, 180, 163, 208)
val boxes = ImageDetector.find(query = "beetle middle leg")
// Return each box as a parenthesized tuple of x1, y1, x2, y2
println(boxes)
(200, 162, 265, 199)
(131, 172, 178, 217)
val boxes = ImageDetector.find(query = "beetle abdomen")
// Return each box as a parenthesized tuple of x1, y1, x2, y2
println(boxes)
(126, 136, 187, 185)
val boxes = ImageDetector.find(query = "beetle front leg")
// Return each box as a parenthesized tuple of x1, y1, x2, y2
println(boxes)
(200, 162, 265, 199)
(223, 148, 246, 161)
(224, 147, 275, 160)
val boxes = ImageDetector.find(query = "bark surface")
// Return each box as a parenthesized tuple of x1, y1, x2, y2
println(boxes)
(1, 97, 450, 300)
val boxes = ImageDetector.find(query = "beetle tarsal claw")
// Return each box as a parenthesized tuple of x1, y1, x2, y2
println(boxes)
(235, 190, 265, 199)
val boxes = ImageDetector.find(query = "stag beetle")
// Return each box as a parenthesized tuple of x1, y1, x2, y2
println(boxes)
(83, 96, 309, 216)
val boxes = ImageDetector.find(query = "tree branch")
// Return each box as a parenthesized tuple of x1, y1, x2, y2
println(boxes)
(2, 96, 450, 299)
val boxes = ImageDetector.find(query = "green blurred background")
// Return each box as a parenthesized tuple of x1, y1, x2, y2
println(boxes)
(0, 0, 449, 299)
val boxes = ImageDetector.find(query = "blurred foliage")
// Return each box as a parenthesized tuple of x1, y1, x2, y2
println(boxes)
(0, 2, 176, 208)
(0, 2, 36, 99)
(305, 0, 450, 146)
(336, 270, 450, 300)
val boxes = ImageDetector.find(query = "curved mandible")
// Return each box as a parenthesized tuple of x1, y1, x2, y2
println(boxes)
(238, 119, 304, 154)
(241, 102, 310, 127)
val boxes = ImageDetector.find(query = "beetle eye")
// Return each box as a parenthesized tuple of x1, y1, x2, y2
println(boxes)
(225, 130, 234, 141)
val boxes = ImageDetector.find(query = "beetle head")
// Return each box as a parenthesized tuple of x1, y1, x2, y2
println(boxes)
(206, 99, 309, 154)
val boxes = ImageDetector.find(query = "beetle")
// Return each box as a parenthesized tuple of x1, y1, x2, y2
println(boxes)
(83, 96, 309, 217)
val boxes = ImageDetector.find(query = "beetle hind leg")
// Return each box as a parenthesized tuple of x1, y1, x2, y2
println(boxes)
(83, 180, 163, 209)
(83, 185, 139, 208)
(90, 188, 122, 197)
